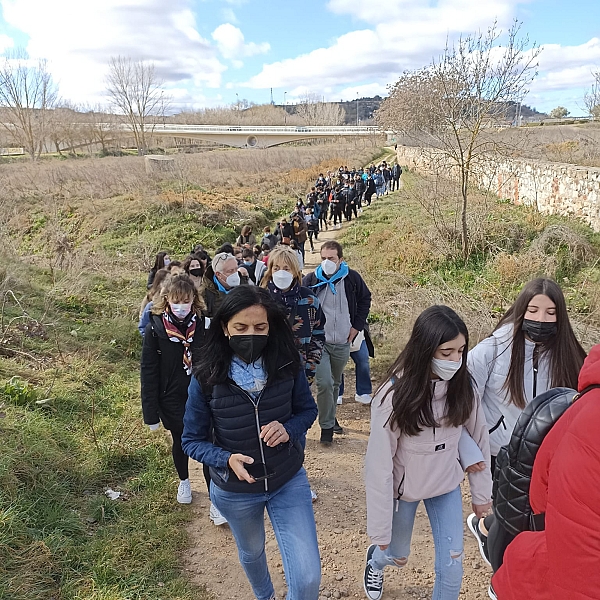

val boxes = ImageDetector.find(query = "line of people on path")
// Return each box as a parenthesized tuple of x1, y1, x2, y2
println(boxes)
(137, 173, 597, 600)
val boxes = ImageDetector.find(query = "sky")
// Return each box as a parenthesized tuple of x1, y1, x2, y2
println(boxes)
(0, 0, 598, 116)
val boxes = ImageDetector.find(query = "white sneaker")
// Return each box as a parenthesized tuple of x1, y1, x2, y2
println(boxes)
(355, 393, 372, 404)
(177, 479, 192, 504)
(337, 395, 343, 405)
(209, 502, 228, 526)
(310, 489, 318, 502)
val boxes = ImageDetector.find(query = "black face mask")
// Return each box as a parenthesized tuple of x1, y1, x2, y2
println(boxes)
(522, 319, 557, 343)
(189, 268, 203, 277)
(228, 334, 269, 363)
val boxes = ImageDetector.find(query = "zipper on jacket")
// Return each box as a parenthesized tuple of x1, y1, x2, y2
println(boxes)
(230, 383, 270, 492)
(489, 415, 506, 435)
(532, 346, 539, 399)
(395, 474, 405, 511)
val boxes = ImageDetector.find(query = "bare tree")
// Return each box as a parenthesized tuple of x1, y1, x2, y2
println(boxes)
(105, 56, 169, 155)
(0, 50, 59, 161)
(584, 71, 600, 120)
(295, 93, 346, 126)
(377, 21, 540, 259)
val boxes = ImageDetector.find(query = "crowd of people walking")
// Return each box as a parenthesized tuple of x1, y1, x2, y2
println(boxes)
(138, 161, 599, 600)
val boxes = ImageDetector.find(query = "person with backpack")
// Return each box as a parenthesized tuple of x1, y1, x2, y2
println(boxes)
(140, 273, 211, 507)
(490, 344, 600, 600)
(466, 278, 586, 567)
(182, 286, 321, 600)
(363, 305, 492, 600)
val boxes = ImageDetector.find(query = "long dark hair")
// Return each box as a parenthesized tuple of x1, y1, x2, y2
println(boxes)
(495, 278, 586, 409)
(194, 286, 300, 386)
(381, 305, 474, 436)
(151, 251, 168, 272)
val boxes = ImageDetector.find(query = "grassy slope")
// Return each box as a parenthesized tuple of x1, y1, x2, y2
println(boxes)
(0, 143, 384, 600)
(338, 169, 600, 380)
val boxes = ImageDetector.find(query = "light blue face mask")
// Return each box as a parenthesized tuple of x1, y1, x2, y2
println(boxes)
(243, 260, 253, 265)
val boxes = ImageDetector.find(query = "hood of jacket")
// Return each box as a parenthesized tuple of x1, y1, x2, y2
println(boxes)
(578, 343, 600, 391)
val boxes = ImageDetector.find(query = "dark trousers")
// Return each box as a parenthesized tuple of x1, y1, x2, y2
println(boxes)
(172, 430, 212, 496)
(391, 177, 400, 191)
(333, 205, 343, 225)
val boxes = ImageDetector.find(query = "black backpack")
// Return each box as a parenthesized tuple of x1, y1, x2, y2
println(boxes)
(493, 386, 591, 536)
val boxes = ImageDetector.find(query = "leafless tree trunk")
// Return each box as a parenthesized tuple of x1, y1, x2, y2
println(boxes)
(377, 20, 540, 259)
(0, 50, 59, 161)
(584, 71, 600, 120)
(105, 56, 169, 155)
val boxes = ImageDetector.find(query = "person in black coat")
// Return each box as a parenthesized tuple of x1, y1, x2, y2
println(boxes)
(140, 273, 212, 508)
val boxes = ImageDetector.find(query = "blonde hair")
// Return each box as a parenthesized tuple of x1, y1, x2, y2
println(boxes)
(152, 273, 206, 315)
(261, 245, 303, 288)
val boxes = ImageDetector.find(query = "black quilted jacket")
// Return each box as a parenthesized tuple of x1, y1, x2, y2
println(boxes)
(493, 387, 577, 536)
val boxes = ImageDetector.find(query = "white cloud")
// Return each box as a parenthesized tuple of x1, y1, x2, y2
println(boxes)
(0, 0, 227, 106)
(211, 23, 270, 65)
(242, 0, 526, 91)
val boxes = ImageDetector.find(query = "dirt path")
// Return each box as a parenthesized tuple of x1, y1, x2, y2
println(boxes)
(183, 178, 493, 600)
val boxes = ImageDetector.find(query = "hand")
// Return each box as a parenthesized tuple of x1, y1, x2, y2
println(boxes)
(148, 423, 160, 431)
(466, 461, 486, 474)
(347, 327, 360, 344)
(378, 544, 389, 551)
(238, 267, 249, 277)
(260, 421, 290, 447)
(472, 501, 493, 519)
(228, 453, 255, 483)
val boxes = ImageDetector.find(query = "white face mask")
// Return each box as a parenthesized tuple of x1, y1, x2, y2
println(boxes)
(321, 259, 338, 276)
(163, 257, 171, 266)
(225, 272, 241, 288)
(272, 269, 294, 290)
(169, 302, 192, 319)
(431, 357, 462, 381)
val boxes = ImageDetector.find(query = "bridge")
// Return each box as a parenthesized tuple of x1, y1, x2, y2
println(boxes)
(147, 124, 380, 149)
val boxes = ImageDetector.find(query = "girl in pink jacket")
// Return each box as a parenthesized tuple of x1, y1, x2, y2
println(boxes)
(363, 306, 492, 600)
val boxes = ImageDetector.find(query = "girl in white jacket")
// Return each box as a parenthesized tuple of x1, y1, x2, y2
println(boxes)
(364, 306, 492, 600)
(466, 277, 585, 574)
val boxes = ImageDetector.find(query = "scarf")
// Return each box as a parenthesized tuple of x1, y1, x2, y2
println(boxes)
(162, 312, 197, 375)
(213, 275, 231, 294)
(311, 261, 349, 295)
(229, 355, 267, 398)
(267, 280, 301, 309)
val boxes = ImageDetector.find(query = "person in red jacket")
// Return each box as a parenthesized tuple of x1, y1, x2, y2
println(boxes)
(491, 343, 600, 600)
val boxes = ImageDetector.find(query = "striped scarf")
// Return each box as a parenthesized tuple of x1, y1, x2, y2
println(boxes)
(162, 312, 197, 375)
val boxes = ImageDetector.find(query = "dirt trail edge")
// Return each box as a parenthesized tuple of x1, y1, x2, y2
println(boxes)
(183, 177, 492, 600)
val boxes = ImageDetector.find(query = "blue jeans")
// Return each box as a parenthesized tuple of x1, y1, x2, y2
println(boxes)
(370, 486, 464, 600)
(339, 340, 372, 397)
(211, 468, 321, 600)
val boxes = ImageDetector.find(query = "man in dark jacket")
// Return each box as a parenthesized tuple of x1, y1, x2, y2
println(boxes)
(302, 240, 371, 445)
(200, 252, 250, 317)
(391, 163, 402, 191)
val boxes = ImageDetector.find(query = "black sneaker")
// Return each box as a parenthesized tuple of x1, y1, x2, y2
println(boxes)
(333, 419, 344, 435)
(467, 513, 491, 567)
(363, 544, 383, 600)
(320, 427, 333, 445)
(488, 583, 498, 599)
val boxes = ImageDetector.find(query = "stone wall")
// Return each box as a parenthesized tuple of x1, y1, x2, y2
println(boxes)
(396, 145, 600, 232)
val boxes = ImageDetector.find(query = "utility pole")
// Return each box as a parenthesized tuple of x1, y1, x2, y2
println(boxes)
(236, 93, 240, 124)
(284, 91, 287, 126)
(356, 92, 359, 126)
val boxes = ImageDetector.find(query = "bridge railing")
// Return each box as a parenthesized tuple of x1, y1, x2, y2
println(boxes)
(145, 124, 380, 134)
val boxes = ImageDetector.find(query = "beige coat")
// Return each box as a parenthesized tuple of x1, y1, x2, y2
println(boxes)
(365, 379, 492, 546)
